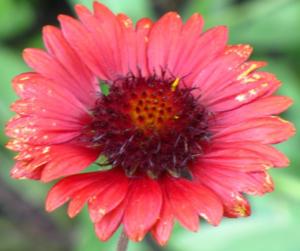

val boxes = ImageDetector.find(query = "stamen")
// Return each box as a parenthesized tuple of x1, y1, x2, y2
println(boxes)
(171, 77, 180, 92)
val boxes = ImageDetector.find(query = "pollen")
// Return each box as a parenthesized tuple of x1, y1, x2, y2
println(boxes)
(128, 85, 179, 131)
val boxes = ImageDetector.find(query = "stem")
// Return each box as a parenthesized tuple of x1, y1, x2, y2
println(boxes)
(117, 230, 129, 251)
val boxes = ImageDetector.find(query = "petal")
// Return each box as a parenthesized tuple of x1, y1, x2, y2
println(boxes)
(206, 71, 281, 112)
(214, 95, 293, 126)
(135, 17, 153, 77)
(75, 3, 125, 79)
(213, 117, 295, 144)
(67, 180, 109, 218)
(58, 14, 110, 80)
(169, 13, 204, 77)
(201, 146, 273, 171)
(12, 73, 90, 119)
(165, 177, 223, 228)
(23, 48, 98, 107)
(123, 178, 162, 242)
(42, 25, 97, 107)
(41, 145, 100, 182)
(88, 170, 129, 223)
(95, 201, 126, 241)
(116, 13, 138, 76)
(151, 198, 174, 246)
(175, 26, 228, 83)
(210, 141, 289, 168)
(193, 44, 253, 95)
(193, 170, 251, 218)
(147, 12, 183, 77)
(6, 116, 82, 145)
(195, 163, 274, 196)
(46, 172, 103, 212)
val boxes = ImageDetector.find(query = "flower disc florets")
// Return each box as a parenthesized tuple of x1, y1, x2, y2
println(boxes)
(86, 74, 210, 178)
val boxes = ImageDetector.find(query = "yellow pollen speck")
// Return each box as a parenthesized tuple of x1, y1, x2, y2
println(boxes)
(171, 78, 180, 91)
(237, 63, 258, 80)
(249, 89, 257, 95)
(261, 83, 269, 88)
(173, 115, 180, 120)
(234, 205, 247, 216)
(19, 76, 30, 81)
(253, 73, 261, 79)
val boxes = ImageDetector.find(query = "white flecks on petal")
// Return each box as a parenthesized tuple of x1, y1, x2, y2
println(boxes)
(235, 94, 246, 102)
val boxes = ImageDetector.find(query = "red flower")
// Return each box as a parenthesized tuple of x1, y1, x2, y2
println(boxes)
(6, 2, 295, 246)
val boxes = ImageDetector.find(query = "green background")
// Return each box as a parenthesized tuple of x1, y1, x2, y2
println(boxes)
(0, 0, 299, 250)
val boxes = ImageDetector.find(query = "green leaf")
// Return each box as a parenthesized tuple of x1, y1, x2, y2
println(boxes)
(0, 0, 35, 39)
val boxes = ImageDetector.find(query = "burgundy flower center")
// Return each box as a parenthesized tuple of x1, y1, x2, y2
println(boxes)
(86, 75, 211, 179)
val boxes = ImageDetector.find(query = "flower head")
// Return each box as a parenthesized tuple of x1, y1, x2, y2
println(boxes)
(6, 2, 295, 245)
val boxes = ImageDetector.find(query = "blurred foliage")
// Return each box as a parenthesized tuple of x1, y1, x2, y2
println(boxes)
(0, 0, 299, 251)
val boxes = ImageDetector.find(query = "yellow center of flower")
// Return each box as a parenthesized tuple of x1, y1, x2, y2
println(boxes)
(128, 79, 180, 131)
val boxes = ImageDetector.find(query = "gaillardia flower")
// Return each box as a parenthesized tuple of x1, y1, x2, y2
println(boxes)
(6, 2, 295, 246)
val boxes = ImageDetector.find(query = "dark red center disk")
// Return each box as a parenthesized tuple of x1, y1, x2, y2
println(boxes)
(87, 76, 211, 179)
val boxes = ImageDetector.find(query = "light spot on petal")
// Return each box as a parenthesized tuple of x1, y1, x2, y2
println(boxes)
(235, 94, 246, 102)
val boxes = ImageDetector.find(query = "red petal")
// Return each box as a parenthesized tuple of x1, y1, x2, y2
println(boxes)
(123, 178, 162, 242)
(166, 178, 223, 227)
(207, 71, 281, 112)
(194, 44, 252, 96)
(213, 117, 295, 144)
(42, 25, 97, 108)
(193, 169, 251, 218)
(151, 194, 174, 246)
(164, 178, 199, 231)
(67, 182, 104, 218)
(75, 4, 125, 79)
(95, 201, 126, 241)
(176, 26, 228, 83)
(136, 18, 153, 77)
(170, 13, 204, 78)
(214, 96, 293, 126)
(58, 14, 110, 80)
(148, 12, 183, 77)
(41, 145, 100, 182)
(88, 170, 129, 223)
(11, 73, 90, 120)
(46, 172, 102, 212)
(210, 141, 289, 168)
(194, 162, 274, 197)
(202, 147, 273, 171)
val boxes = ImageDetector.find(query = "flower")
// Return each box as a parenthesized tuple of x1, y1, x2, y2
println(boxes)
(6, 1, 295, 246)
